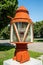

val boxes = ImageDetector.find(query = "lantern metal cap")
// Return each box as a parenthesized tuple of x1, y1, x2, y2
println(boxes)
(11, 6, 33, 24)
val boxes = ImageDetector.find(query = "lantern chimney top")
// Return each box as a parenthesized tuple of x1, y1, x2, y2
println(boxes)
(11, 6, 32, 23)
(16, 6, 29, 14)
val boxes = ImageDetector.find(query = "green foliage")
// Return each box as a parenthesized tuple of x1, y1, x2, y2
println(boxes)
(34, 21, 43, 38)
(0, 25, 10, 39)
(0, 0, 18, 30)
(0, 0, 18, 39)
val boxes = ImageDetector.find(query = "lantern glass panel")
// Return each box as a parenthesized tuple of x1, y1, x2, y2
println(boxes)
(25, 27, 31, 42)
(12, 22, 31, 42)
(15, 22, 28, 41)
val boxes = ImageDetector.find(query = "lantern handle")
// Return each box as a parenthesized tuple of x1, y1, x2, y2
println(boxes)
(7, 16, 13, 19)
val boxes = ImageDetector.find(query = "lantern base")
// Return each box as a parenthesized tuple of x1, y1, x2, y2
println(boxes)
(13, 50, 30, 63)
(3, 58, 42, 65)
(13, 44, 30, 63)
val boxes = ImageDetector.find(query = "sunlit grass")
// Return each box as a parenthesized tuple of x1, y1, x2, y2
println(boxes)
(29, 51, 43, 58)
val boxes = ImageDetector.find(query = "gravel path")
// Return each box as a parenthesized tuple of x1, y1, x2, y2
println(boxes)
(0, 40, 43, 53)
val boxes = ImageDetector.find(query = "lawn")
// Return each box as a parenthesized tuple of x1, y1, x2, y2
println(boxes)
(0, 46, 43, 65)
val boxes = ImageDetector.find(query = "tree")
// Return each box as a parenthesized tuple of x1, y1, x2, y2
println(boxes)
(0, 0, 18, 30)
(40, 21, 43, 38)
(0, 25, 10, 39)
(34, 21, 43, 38)
(0, 0, 18, 39)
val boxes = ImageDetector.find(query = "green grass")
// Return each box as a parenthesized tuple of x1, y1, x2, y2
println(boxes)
(29, 51, 43, 58)
(0, 46, 15, 65)
(0, 46, 43, 65)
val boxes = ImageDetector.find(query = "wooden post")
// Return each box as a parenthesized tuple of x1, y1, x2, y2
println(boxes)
(13, 23, 21, 42)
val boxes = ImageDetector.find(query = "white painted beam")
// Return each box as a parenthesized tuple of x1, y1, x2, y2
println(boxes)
(30, 24, 33, 42)
(10, 25, 13, 42)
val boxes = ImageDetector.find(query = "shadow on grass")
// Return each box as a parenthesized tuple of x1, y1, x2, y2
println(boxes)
(0, 43, 15, 51)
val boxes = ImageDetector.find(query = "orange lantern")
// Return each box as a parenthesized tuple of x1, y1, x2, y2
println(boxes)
(10, 6, 33, 63)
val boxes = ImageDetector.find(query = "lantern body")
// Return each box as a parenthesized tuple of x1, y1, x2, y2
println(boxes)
(10, 22, 33, 43)
(10, 6, 33, 44)
(10, 6, 33, 63)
